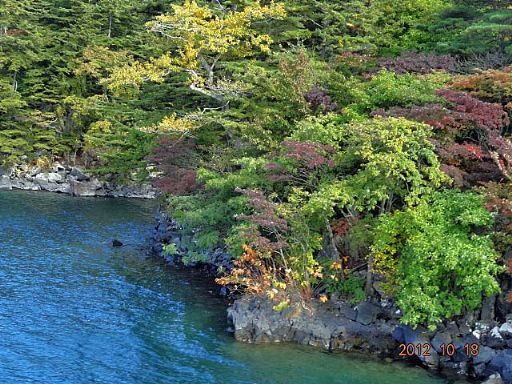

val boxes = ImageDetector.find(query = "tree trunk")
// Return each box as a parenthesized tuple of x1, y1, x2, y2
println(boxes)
(365, 255, 374, 295)
(107, 12, 113, 38)
(12, 71, 17, 92)
(323, 219, 340, 261)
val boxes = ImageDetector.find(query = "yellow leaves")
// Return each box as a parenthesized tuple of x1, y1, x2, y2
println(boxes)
(273, 281, 287, 290)
(331, 261, 342, 271)
(105, 1, 285, 98)
(106, 54, 178, 92)
(144, 1, 286, 88)
(267, 288, 278, 300)
(84, 120, 114, 149)
(35, 156, 52, 171)
(141, 113, 198, 134)
(319, 294, 329, 303)
(75, 46, 132, 79)
(272, 299, 290, 312)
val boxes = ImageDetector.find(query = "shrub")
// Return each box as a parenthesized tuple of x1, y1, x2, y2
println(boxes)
(348, 70, 444, 114)
(450, 67, 512, 105)
(371, 190, 502, 328)
(375, 51, 457, 74)
(146, 135, 199, 195)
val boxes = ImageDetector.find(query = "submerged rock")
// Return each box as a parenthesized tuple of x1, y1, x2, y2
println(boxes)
(112, 240, 123, 247)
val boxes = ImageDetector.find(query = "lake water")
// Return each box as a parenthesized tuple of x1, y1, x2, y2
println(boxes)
(0, 191, 459, 383)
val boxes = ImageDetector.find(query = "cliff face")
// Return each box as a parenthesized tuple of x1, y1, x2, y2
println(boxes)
(227, 295, 512, 383)
(0, 163, 157, 199)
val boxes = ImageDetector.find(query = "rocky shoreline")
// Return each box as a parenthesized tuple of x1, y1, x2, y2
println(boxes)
(149, 211, 512, 384)
(0, 163, 158, 199)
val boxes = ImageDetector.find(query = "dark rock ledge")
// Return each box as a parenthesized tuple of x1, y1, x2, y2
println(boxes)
(149, 208, 512, 384)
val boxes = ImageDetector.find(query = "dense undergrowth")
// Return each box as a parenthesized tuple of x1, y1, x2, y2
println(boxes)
(2, 0, 512, 328)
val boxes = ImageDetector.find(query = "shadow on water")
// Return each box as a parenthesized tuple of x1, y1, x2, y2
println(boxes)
(0, 191, 466, 384)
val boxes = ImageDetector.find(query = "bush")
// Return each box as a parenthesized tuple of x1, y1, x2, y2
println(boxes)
(375, 51, 457, 74)
(371, 190, 502, 328)
(450, 67, 512, 105)
(347, 70, 444, 114)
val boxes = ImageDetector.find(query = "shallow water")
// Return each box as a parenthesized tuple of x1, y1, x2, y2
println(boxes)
(0, 191, 458, 383)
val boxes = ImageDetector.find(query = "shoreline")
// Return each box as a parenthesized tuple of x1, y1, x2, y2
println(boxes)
(149, 210, 512, 384)
(0, 163, 158, 199)
(3, 182, 510, 383)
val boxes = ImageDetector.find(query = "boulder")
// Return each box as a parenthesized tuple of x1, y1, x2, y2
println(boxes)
(0, 175, 12, 190)
(392, 325, 440, 368)
(431, 331, 452, 354)
(474, 346, 497, 366)
(484, 327, 508, 349)
(112, 239, 123, 247)
(33, 173, 69, 193)
(482, 374, 504, 384)
(499, 322, 512, 339)
(47, 172, 63, 183)
(489, 350, 512, 384)
(69, 179, 103, 197)
(69, 167, 90, 181)
(355, 302, 382, 325)
(228, 295, 396, 353)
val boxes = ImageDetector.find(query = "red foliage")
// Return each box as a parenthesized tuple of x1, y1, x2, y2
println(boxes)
(436, 90, 510, 135)
(145, 136, 199, 195)
(236, 188, 288, 233)
(5, 29, 27, 36)
(450, 67, 512, 105)
(264, 141, 336, 186)
(235, 188, 288, 253)
(282, 140, 336, 169)
(374, 90, 511, 186)
(304, 86, 338, 113)
(332, 219, 352, 237)
(374, 91, 509, 137)
(375, 51, 457, 74)
(372, 104, 457, 132)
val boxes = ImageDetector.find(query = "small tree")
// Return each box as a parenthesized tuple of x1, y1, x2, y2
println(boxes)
(107, 0, 286, 103)
(372, 190, 502, 328)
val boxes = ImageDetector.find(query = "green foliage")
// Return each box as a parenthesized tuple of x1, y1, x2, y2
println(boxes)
(372, 190, 503, 328)
(418, 6, 512, 56)
(320, 260, 367, 304)
(302, 116, 449, 222)
(345, 70, 446, 115)
(163, 243, 178, 256)
(338, 0, 451, 54)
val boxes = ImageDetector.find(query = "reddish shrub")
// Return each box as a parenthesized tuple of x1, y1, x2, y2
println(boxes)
(146, 136, 199, 195)
(374, 52, 457, 74)
(235, 188, 288, 253)
(374, 91, 510, 185)
(450, 67, 512, 105)
(282, 140, 335, 169)
(304, 86, 338, 113)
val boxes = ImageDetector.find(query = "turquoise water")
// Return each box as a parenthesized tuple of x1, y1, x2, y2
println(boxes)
(0, 191, 455, 384)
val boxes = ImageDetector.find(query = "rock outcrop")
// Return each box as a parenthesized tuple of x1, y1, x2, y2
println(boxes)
(227, 294, 512, 383)
(0, 163, 157, 199)
(149, 210, 233, 275)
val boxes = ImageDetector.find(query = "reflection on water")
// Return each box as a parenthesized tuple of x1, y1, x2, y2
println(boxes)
(0, 191, 454, 384)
